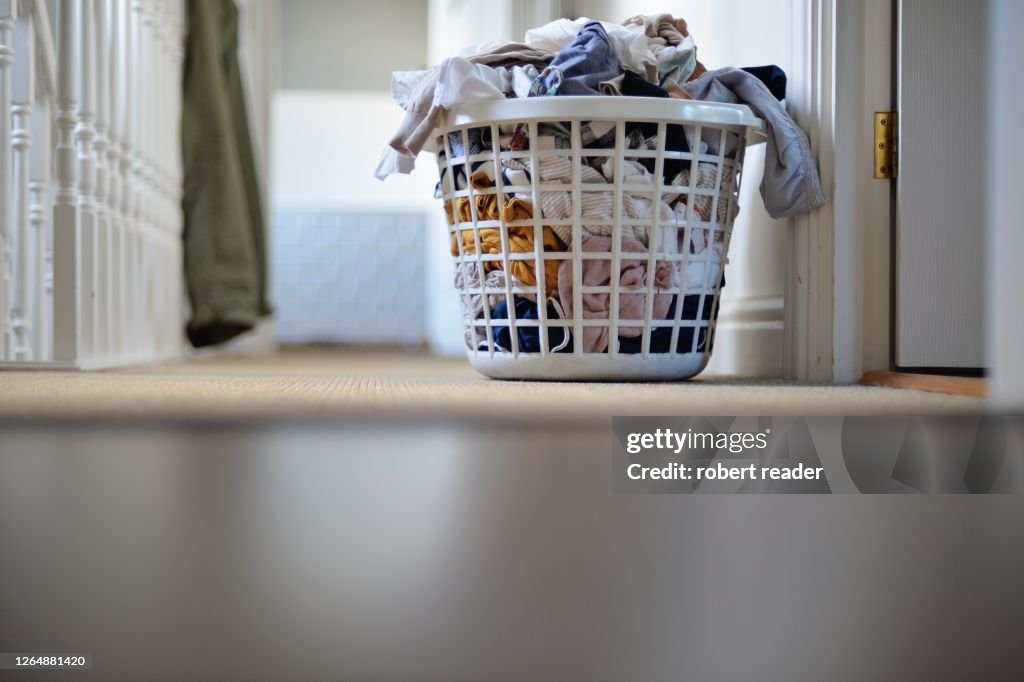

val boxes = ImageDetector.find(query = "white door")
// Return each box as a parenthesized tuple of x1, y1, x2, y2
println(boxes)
(895, 0, 987, 369)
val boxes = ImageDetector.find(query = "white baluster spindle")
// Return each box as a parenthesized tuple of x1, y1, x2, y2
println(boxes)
(74, 0, 96, 361)
(11, 7, 33, 359)
(52, 0, 78, 363)
(0, 0, 15, 359)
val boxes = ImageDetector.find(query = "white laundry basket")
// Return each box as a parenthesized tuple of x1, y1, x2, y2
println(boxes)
(434, 97, 765, 380)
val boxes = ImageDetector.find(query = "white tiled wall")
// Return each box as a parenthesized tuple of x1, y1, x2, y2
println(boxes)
(272, 211, 427, 345)
(271, 92, 459, 353)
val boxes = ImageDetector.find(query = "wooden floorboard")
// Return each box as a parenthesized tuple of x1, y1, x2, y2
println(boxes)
(859, 371, 987, 398)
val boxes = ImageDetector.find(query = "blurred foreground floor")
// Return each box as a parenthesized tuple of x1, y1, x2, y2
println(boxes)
(0, 348, 984, 421)
(1, 421, 1022, 681)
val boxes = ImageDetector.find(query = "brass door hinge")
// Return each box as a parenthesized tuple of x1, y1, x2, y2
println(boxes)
(874, 112, 898, 179)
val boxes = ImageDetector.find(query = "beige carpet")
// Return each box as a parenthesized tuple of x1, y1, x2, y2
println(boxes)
(0, 348, 985, 421)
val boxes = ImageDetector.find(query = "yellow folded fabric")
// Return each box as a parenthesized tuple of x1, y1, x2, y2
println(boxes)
(455, 170, 500, 223)
(450, 198, 564, 293)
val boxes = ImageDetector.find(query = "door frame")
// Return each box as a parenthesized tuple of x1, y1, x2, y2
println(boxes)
(987, 0, 1024, 408)
(784, 0, 893, 383)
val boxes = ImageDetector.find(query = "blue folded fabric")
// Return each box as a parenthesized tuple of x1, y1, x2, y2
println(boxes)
(530, 22, 621, 96)
(490, 297, 573, 353)
(741, 65, 787, 101)
(617, 270, 726, 355)
(616, 294, 717, 355)
(620, 70, 670, 98)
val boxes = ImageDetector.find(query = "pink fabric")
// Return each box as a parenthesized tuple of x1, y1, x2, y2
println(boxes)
(558, 235, 677, 353)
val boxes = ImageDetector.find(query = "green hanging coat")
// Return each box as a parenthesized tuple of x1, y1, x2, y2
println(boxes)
(181, 0, 270, 347)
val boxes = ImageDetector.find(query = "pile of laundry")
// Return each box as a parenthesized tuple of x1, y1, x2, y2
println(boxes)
(376, 13, 826, 355)
(444, 138, 730, 354)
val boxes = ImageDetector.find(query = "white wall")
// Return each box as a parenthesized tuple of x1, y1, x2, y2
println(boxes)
(271, 92, 437, 211)
(270, 92, 438, 347)
(575, 0, 793, 376)
(279, 0, 427, 91)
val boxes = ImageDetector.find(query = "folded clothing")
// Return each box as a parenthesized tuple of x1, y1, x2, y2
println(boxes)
(376, 57, 508, 179)
(486, 296, 573, 353)
(599, 69, 681, 98)
(381, 15, 826, 227)
(682, 67, 825, 218)
(451, 197, 565, 294)
(443, 122, 739, 260)
(454, 261, 535, 321)
(524, 18, 657, 82)
(665, 162, 737, 222)
(742, 65, 787, 101)
(460, 229, 725, 354)
(531, 22, 621, 96)
(499, 156, 677, 249)
(621, 13, 703, 86)
(557, 234, 677, 353)
(617, 292, 718, 354)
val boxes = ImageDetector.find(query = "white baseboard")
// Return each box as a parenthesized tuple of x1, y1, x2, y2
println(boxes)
(0, 347, 191, 372)
(705, 295, 784, 378)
